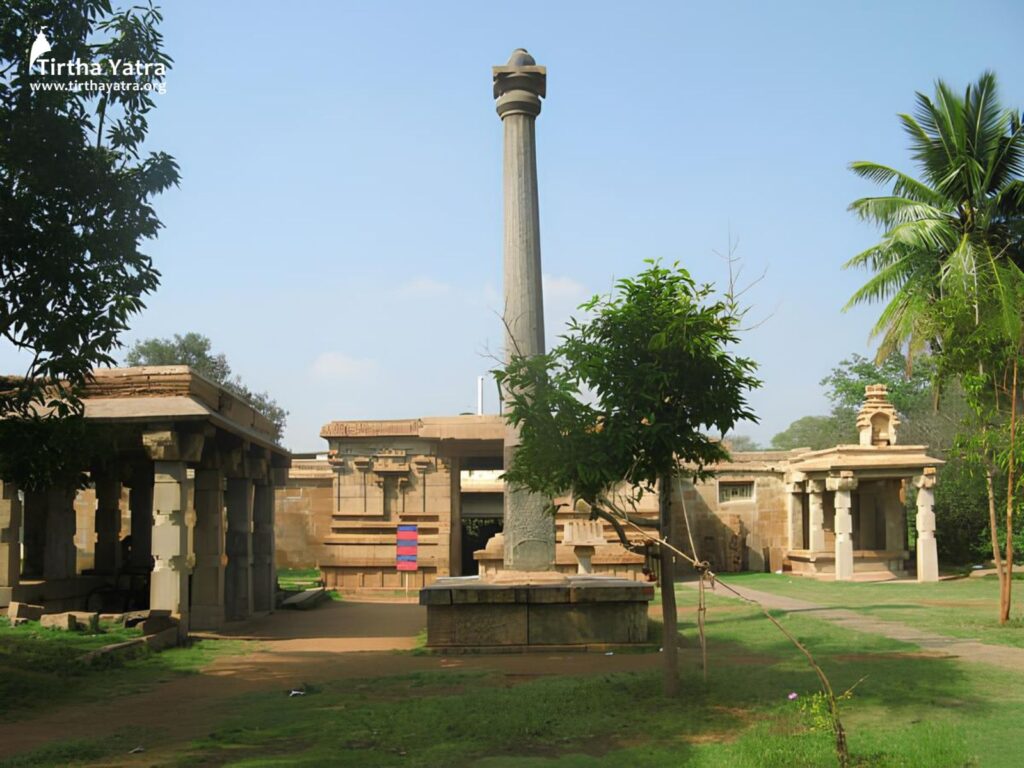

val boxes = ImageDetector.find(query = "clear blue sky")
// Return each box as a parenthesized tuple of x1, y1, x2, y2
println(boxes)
(5, 0, 1023, 451)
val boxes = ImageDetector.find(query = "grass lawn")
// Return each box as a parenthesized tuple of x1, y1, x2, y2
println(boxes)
(162, 603, 1024, 767)
(0, 616, 248, 721)
(5, 584, 1024, 767)
(707, 572, 1024, 648)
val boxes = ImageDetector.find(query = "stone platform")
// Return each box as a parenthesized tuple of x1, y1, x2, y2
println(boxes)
(419, 575, 654, 651)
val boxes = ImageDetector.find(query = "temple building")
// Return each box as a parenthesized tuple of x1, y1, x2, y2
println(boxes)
(280, 385, 943, 590)
(0, 367, 291, 638)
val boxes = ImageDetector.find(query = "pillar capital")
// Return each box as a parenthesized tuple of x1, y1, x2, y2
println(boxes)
(914, 467, 937, 491)
(493, 49, 546, 119)
(826, 471, 858, 493)
(806, 478, 825, 494)
(143, 427, 204, 463)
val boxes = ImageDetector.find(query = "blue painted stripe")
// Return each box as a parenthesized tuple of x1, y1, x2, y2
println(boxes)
(396, 555, 418, 562)
(397, 525, 418, 532)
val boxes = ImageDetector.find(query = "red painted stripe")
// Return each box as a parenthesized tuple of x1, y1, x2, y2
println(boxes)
(397, 561, 418, 571)
(396, 545, 418, 555)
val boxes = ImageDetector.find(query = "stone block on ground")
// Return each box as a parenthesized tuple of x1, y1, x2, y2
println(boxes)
(11, 617, 28, 627)
(141, 614, 178, 635)
(7, 602, 44, 622)
(69, 612, 100, 632)
(281, 588, 329, 610)
(143, 626, 180, 651)
(122, 610, 151, 628)
(40, 612, 77, 631)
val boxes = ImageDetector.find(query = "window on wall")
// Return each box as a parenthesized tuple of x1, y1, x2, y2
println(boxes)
(719, 481, 754, 503)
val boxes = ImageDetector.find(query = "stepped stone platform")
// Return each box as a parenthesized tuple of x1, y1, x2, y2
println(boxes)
(420, 574, 654, 651)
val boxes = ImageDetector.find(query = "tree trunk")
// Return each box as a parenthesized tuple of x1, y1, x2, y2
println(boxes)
(659, 473, 679, 697)
(987, 468, 1005, 614)
(1001, 357, 1018, 625)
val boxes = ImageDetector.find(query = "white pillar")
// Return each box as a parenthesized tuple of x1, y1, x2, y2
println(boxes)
(807, 479, 825, 552)
(915, 469, 939, 582)
(828, 473, 858, 582)
(785, 475, 805, 550)
(0, 481, 21, 605)
(494, 49, 554, 572)
(150, 461, 192, 638)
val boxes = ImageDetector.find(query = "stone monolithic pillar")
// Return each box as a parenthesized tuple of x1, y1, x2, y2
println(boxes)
(150, 462, 192, 636)
(884, 479, 906, 552)
(191, 467, 226, 629)
(494, 48, 554, 572)
(0, 481, 21, 603)
(914, 468, 939, 582)
(806, 479, 826, 552)
(144, 428, 203, 640)
(784, 475, 805, 550)
(43, 486, 77, 580)
(828, 472, 858, 582)
(128, 464, 154, 571)
(252, 480, 275, 613)
(225, 476, 254, 620)
(93, 473, 122, 574)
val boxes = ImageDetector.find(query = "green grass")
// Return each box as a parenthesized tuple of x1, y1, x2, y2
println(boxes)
(163, 605, 1022, 767)
(708, 572, 1024, 648)
(6, 583, 1024, 767)
(150, 602, 1018, 767)
(0, 616, 249, 720)
(276, 568, 323, 591)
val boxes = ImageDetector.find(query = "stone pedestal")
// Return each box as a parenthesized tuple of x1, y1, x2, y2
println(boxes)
(915, 470, 939, 582)
(150, 461, 192, 639)
(225, 477, 254, 620)
(192, 468, 226, 629)
(0, 481, 21, 605)
(252, 482, 275, 613)
(421, 575, 654, 650)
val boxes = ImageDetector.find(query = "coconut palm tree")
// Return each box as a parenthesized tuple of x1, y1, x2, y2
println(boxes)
(844, 71, 1023, 360)
(844, 71, 1024, 623)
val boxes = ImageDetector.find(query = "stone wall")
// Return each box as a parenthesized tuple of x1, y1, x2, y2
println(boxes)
(274, 459, 333, 570)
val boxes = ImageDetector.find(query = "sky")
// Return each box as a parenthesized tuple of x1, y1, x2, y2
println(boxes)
(4, 0, 1023, 452)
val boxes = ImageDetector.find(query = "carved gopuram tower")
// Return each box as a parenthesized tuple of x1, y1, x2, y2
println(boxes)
(493, 49, 555, 573)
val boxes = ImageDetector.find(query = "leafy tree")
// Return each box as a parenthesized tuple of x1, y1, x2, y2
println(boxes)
(496, 261, 760, 696)
(844, 72, 1024, 622)
(723, 434, 760, 452)
(771, 415, 847, 451)
(125, 333, 287, 441)
(0, 2, 176, 487)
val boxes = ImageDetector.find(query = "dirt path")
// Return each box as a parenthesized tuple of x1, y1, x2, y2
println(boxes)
(0, 600, 665, 764)
(686, 579, 1024, 670)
